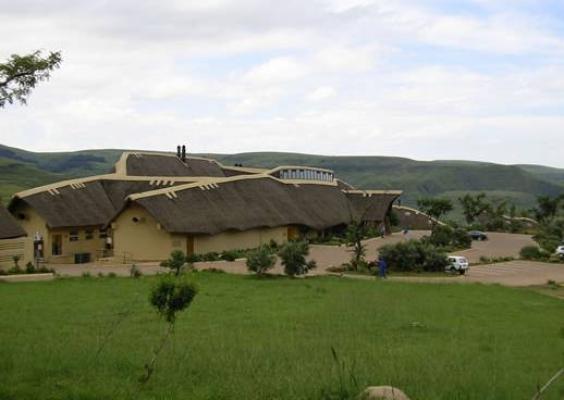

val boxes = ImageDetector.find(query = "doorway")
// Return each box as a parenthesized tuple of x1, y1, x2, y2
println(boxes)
(52, 234, 63, 256)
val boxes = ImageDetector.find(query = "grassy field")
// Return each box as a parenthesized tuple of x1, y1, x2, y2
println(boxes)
(0, 273, 562, 400)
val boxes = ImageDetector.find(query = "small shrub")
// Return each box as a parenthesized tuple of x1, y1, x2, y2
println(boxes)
(130, 264, 142, 278)
(82, 271, 92, 278)
(186, 254, 202, 263)
(201, 252, 221, 262)
(278, 241, 316, 277)
(429, 225, 452, 247)
(149, 274, 198, 323)
(519, 246, 548, 261)
(452, 228, 472, 249)
(220, 249, 245, 262)
(97, 272, 104, 278)
(246, 245, 276, 275)
(25, 262, 36, 274)
(160, 250, 187, 276)
(108, 272, 117, 278)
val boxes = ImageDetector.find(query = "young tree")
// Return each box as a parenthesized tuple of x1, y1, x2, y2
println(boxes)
(278, 241, 316, 277)
(416, 197, 453, 227)
(160, 250, 187, 276)
(246, 245, 276, 275)
(345, 221, 367, 271)
(458, 193, 490, 225)
(1, 50, 62, 108)
(141, 274, 198, 383)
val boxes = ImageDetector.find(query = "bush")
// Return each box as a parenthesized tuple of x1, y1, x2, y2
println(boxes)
(25, 262, 36, 274)
(520, 246, 549, 261)
(429, 225, 471, 250)
(278, 241, 316, 277)
(220, 249, 246, 262)
(160, 250, 187, 276)
(130, 264, 142, 278)
(379, 240, 449, 272)
(201, 252, 221, 262)
(149, 274, 198, 323)
(246, 245, 276, 275)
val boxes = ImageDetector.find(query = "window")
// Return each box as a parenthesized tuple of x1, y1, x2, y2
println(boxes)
(69, 230, 79, 242)
(99, 229, 108, 239)
(85, 229, 94, 240)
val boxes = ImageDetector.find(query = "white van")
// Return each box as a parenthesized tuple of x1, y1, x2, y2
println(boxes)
(447, 256, 469, 275)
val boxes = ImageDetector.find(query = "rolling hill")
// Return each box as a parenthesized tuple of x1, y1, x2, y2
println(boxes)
(1, 144, 563, 220)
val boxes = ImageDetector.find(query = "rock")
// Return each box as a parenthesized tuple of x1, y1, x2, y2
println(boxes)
(360, 386, 411, 400)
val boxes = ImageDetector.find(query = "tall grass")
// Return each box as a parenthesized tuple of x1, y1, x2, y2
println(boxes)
(0, 274, 562, 399)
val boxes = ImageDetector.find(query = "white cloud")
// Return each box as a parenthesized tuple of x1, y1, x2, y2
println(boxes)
(306, 86, 337, 101)
(0, 0, 563, 167)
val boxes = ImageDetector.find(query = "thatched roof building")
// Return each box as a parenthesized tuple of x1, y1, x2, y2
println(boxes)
(7, 150, 402, 262)
(0, 205, 26, 239)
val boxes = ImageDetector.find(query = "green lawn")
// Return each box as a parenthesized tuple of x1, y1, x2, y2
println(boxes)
(0, 274, 562, 400)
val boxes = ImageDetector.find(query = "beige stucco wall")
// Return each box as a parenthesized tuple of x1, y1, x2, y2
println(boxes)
(194, 226, 288, 254)
(0, 237, 33, 270)
(112, 204, 187, 262)
(10, 202, 106, 264)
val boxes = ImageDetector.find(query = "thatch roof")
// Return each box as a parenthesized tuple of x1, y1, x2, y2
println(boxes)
(345, 191, 402, 222)
(0, 205, 26, 239)
(126, 154, 226, 177)
(127, 177, 400, 235)
(8, 151, 401, 234)
(10, 177, 193, 229)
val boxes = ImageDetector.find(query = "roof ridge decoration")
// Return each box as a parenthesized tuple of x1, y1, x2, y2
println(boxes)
(128, 172, 340, 201)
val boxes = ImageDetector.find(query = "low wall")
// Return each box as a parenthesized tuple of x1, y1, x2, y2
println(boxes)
(0, 273, 55, 282)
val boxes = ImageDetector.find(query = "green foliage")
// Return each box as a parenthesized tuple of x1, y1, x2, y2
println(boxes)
(149, 275, 198, 323)
(389, 209, 400, 227)
(416, 197, 453, 223)
(278, 241, 316, 276)
(531, 195, 563, 223)
(345, 221, 367, 271)
(458, 193, 491, 225)
(11, 255, 21, 270)
(379, 240, 449, 272)
(246, 245, 277, 275)
(533, 219, 564, 253)
(519, 246, 549, 261)
(428, 225, 471, 250)
(25, 262, 35, 274)
(160, 250, 187, 276)
(0, 50, 62, 108)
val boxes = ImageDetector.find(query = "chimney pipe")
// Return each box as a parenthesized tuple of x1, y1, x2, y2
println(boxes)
(181, 145, 186, 162)
(177, 145, 181, 158)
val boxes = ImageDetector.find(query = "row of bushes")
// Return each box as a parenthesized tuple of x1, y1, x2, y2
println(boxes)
(185, 240, 280, 263)
(520, 246, 563, 263)
(0, 262, 54, 276)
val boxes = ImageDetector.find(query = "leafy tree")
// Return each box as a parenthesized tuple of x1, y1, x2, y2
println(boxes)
(160, 250, 187, 276)
(246, 245, 276, 275)
(458, 193, 491, 225)
(416, 197, 453, 227)
(1, 50, 62, 107)
(345, 221, 367, 271)
(278, 241, 316, 277)
(531, 195, 562, 223)
(379, 240, 449, 272)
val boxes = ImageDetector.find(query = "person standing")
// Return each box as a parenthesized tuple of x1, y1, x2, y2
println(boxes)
(378, 256, 388, 279)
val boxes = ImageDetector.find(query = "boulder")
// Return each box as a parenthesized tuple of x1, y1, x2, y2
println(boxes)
(360, 386, 411, 400)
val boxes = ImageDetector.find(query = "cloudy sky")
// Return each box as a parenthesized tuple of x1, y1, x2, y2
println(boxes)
(1, 0, 563, 167)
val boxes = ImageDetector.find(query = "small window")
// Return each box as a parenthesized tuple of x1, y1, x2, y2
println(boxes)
(99, 229, 108, 239)
(69, 231, 79, 242)
(85, 229, 94, 240)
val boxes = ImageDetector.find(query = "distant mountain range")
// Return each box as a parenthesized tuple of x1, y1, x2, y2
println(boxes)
(1, 144, 563, 220)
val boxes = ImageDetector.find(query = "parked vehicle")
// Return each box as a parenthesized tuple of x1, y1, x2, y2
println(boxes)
(468, 231, 488, 241)
(555, 245, 564, 258)
(447, 256, 469, 275)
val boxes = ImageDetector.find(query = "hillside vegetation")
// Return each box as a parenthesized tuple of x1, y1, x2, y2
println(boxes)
(1, 145, 562, 214)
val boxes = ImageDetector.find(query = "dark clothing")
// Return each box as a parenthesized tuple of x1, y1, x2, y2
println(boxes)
(378, 258, 388, 278)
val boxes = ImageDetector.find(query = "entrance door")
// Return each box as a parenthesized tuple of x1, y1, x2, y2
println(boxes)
(186, 236, 194, 256)
(52, 234, 63, 256)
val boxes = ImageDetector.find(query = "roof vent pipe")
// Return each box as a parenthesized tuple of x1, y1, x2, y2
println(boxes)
(181, 145, 186, 162)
